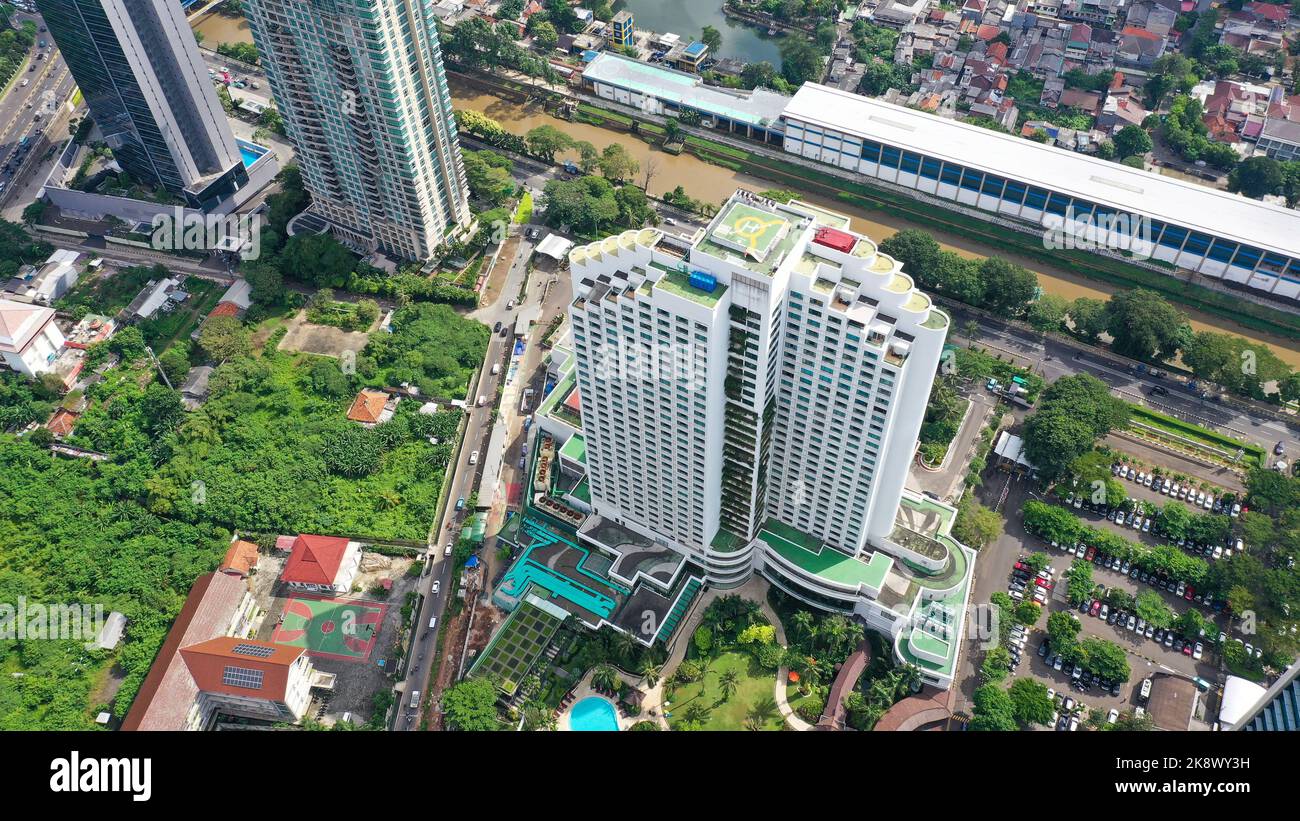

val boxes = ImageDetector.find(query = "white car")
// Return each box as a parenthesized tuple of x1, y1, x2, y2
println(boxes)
(432, 580, 441, 594)
(1231, 503, 1241, 517)
(1193, 642, 1203, 660)
(1106, 708, 1119, 724)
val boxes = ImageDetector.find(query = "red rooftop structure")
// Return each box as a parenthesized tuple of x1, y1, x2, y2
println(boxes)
(813, 226, 857, 254)
(280, 534, 361, 594)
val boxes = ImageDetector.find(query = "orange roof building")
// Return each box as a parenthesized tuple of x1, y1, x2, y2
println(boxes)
(46, 408, 80, 438)
(121, 572, 259, 731)
(220, 539, 260, 578)
(180, 636, 315, 724)
(346, 389, 393, 425)
(280, 534, 361, 594)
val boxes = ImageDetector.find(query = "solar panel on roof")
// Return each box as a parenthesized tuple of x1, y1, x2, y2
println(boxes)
(232, 643, 276, 658)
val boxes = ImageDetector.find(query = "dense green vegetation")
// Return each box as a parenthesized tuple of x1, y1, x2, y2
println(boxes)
(0, 270, 486, 727)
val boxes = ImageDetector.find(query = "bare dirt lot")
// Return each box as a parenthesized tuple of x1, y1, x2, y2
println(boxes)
(277, 309, 372, 358)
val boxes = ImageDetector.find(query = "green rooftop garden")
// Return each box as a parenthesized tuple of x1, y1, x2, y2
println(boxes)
(758, 518, 891, 590)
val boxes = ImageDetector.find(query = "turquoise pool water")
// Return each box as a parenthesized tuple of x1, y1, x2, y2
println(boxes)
(569, 697, 619, 731)
(238, 143, 266, 168)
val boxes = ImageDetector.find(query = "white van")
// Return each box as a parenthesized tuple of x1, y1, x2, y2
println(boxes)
(476, 395, 487, 407)
(428, 616, 437, 630)
(409, 689, 421, 708)
(491, 363, 501, 376)
(444, 543, 453, 557)
(469, 450, 479, 465)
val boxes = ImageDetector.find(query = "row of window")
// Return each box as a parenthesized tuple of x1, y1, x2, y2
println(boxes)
(785, 124, 1300, 282)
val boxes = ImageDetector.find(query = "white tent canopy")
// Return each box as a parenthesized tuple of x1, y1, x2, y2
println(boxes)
(534, 233, 575, 260)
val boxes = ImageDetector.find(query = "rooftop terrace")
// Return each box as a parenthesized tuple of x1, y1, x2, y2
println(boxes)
(655, 267, 727, 308)
(694, 196, 806, 276)
(758, 518, 892, 591)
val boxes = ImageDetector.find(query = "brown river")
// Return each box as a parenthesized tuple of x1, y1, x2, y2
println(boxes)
(186, 11, 1300, 366)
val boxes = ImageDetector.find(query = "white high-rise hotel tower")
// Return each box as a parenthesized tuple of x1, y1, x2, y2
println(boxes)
(567, 191, 975, 688)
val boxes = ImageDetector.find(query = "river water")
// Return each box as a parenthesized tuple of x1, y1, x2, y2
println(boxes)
(450, 82, 1300, 366)
(616, 0, 783, 66)
(183, 11, 1300, 366)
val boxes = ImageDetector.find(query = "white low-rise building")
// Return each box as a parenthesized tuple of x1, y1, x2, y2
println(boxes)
(0, 299, 67, 378)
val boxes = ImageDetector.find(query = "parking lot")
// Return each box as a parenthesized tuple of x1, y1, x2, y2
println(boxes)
(993, 479, 1229, 729)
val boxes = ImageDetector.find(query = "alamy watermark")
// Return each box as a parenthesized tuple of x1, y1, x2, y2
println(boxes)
(590, 336, 707, 392)
(1042, 207, 1153, 260)
(150, 206, 261, 261)
(0, 597, 105, 643)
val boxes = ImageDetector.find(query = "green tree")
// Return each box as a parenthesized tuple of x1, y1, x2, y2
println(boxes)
(109, 326, 147, 363)
(525, 124, 574, 162)
(198, 315, 252, 363)
(597, 142, 639, 183)
(970, 682, 1018, 731)
(1135, 589, 1174, 628)
(977, 257, 1039, 317)
(1007, 677, 1055, 726)
(779, 35, 824, 86)
(700, 25, 722, 53)
(1228, 156, 1283, 198)
(953, 497, 1002, 550)
(1113, 125, 1153, 159)
(1104, 289, 1189, 361)
(531, 20, 559, 51)
(1067, 297, 1109, 342)
(442, 677, 502, 731)
(1027, 294, 1069, 333)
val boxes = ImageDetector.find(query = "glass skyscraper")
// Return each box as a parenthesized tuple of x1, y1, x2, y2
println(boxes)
(244, 0, 472, 260)
(37, 0, 247, 208)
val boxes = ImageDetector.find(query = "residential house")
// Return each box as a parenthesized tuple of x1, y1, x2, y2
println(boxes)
(3, 249, 84, 305)
(279, 534, 362, 595)
(180, 365, 215, 410)
(346, 389, 397, 426)
(1115, 26, 1167, 67)
(220, 538, 260, 578)
(1257, 117, 1300, 161)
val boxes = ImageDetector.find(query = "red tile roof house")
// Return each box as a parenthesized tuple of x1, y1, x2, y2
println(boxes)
(180, 636, 317, 725)
(279, 534, 363, 595)
(121, 572, 261, 731)
(346, 388, 396, 426)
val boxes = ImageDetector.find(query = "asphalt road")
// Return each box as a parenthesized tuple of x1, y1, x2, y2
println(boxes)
(396, 229, 538, 730)
(949, 306, 1300, 455)
(0, 12, 76, 218)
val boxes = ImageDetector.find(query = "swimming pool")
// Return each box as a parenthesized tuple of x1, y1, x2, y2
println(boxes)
(237, 140, 267, 168)
(568, 697, 619, 731)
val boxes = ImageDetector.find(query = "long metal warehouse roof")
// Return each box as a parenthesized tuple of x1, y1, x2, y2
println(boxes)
(783, 83, 1300, 259)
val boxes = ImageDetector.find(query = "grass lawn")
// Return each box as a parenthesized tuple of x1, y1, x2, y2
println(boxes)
(666, 651, 783, 731)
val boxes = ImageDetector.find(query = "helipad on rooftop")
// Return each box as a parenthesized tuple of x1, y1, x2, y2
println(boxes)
(695, 197, 804, 274)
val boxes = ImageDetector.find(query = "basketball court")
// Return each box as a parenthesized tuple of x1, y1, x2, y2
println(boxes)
(272, 597, 387, 663)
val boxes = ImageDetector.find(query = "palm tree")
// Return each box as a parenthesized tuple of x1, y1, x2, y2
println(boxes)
(610, 629, 638, 666)
(718, 670, 740, 702)
(790, 610, 814, 644)
(639, 659, 661, 688)
(747, 697, 779, 728)
(684, 702, 711, 726)
(591, 664, 619, 693)
(895, 664, 923, 699)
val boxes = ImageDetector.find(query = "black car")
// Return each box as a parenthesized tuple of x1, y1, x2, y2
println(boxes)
(1148, 385, 1169, 396)
(493, 321, 502, 333)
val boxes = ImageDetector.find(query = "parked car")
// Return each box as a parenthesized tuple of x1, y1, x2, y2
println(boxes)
(1193, 642, 1203, 660)
(1127, 615, 1137, 631)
